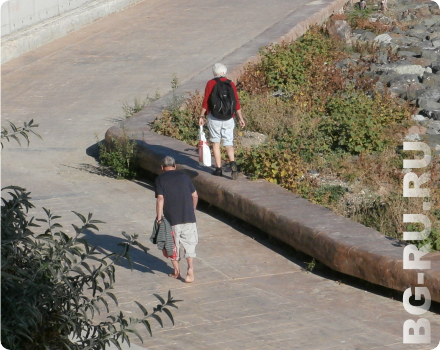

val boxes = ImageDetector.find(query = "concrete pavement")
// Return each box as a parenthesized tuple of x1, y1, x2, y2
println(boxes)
(2, 0, 439, 348)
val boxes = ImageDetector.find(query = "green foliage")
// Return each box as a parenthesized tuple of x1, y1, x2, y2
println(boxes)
(151, 92, 203, 146)
(99, 135, 138, 179)
(236, 143, 306, 191)
(1, 185, 180, 350)
(1, 119, 42, 148)
(260, 26, 342, 93)
(319, 89, 410, 154)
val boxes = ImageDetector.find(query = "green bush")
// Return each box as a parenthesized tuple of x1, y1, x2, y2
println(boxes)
(99, 135, 138, 179)
(320, 89, 411, 154)
(1, 186, 179, 349)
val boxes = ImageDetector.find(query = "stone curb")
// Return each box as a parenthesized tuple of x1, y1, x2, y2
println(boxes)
(1, 0, 144, 63)
(105, 0, 440, 303)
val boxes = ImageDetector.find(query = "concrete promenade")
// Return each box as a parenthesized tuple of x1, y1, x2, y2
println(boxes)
(2, 0, 439, 349)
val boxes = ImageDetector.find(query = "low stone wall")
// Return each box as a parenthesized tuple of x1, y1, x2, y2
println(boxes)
(106, 125, 440, 302)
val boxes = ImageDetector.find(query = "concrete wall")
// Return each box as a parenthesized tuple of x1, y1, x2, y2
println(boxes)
(1, 0, 95, 37)
(1, 0, 144, 62)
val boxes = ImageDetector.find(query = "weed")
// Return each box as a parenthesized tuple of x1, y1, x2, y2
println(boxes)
(98, 132, 138, 179)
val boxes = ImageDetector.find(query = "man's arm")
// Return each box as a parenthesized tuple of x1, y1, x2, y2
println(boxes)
(156, 195, 164, 223)
(192, 191, 198, 213)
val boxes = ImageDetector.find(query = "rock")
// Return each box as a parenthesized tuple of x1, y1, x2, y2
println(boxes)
(422, 71, 440, 86)
(425, 120, 440, 134)
(418, 98, 440, 109)
(412, 114, 427, 121)
(375, 62, 425, 76)
(432, 61, 440, 73)
(407, 57, 432, 67)
(398, 50, 418, 57)
(417, 41, 435, 50)
(433, 39, 440, 49)
(390, 35, 420, 46)
(418, 88, 440, 100)
(421, 109, 440, 120)
(377, 51, 389, 64)
(238, 131, 267, 149)
(422, 15, 440, 26)
(407, 125, 427, 134)
(398, 45, 421, 55)
(421, 49, 439, 61)
(405, 29, 429, 39)
(405, 133, 422, 141)
(353, 29, 377, 41)
(327, 20, 352, 43)
(405, 82, 427, 100)
(374, 33, 393, 44)
(390, 73, 420, 84)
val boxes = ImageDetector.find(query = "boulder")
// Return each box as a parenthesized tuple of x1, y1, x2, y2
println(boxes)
(422, 71, 440, 86)
(433, 39, 440, 48)
(405, 82, 427, 100)
(417, 98, 440, 109)
(387, 74, 420, 86)
(432, 61, 440, 73)
(412, 114, 427, 121)
(327, 20, 352, 43)
(425, 120, 440, 134)
(375, 62, 425, 76)
(405, 29, 429, 39)
(374, 33, 393, 45)
(421, 49, 440, 60)
(237, 131, 267, 149)
(407, 125, 427, 134)
(421, 109, 440, 120)
(418, 87, 440, 100)
(406, 57, 433, 67)
(352, 29, 376, 41)
(397, 50, 418, 57)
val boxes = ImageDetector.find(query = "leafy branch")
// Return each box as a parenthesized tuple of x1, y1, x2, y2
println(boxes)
(1, 119, 42, 148)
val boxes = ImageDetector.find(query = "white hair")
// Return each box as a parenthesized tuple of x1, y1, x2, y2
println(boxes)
(212, 63, 227, 77)
(162, 156, 176, 167)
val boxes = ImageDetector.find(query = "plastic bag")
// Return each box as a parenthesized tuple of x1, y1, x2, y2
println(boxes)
(198, 125, 212, 167)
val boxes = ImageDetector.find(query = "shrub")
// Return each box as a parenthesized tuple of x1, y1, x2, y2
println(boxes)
(151, 92, 203, 146)
(320, 89, 412, 154)
(99, 133, 139, 179)
(1, 186, 179, 349)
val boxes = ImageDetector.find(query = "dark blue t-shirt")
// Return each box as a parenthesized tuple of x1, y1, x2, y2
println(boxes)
(155, 170, 196, 226)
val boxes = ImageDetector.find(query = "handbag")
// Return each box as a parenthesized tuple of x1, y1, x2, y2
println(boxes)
(198, 125, 212, 167)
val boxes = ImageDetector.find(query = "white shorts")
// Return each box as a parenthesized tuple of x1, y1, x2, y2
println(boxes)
(172, 222, 198, 260)
(207, 114, 235, 146)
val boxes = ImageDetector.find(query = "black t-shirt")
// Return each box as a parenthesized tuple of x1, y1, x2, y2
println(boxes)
(155, 170, 196, 226)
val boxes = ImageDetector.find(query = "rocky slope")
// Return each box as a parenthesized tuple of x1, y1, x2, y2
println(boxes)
(330, 0, 440, 152)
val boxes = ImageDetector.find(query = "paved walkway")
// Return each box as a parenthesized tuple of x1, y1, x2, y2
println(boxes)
(2, 0, 439, 349)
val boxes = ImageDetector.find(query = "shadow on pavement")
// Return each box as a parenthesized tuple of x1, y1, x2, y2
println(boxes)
(80, 229, 173, 276)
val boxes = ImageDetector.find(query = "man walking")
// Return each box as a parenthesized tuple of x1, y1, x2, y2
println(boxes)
(155, 156, 198, 283)
(199, 63, 245, 179)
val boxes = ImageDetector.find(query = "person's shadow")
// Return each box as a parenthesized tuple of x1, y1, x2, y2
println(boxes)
(80, 228, 173, 275)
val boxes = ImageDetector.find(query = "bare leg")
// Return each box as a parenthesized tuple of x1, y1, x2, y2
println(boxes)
(185, 257, 194, 283)
(225, 145, 235, 162)
(212, 142, 222, 168)
(169, 260, 180, 278)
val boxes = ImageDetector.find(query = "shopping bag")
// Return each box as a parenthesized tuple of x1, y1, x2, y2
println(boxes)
(198, 125, 212, 167)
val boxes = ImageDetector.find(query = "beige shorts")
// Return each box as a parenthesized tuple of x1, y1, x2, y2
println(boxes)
(172, 222, 198, 260)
